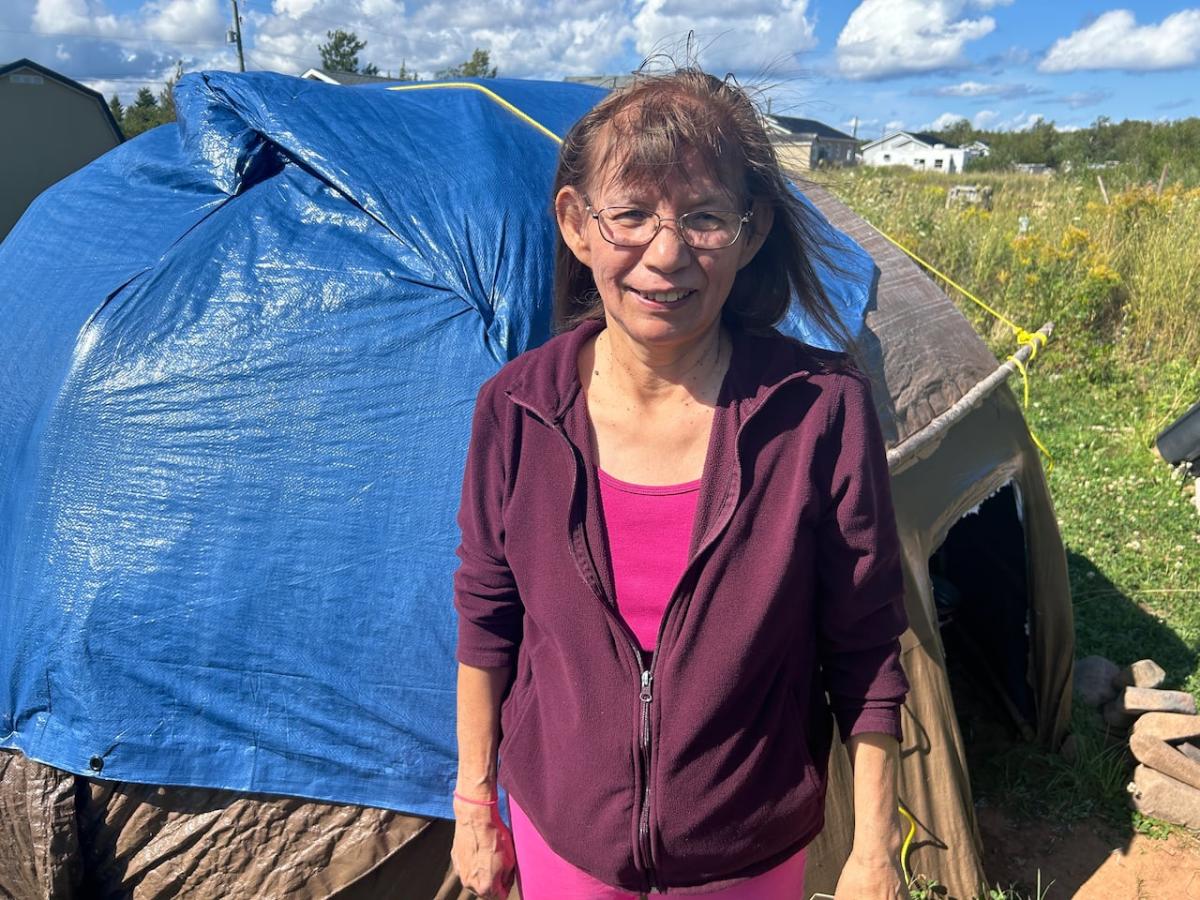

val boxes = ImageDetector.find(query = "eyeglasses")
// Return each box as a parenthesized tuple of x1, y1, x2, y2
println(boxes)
(583, 196, 752, 250)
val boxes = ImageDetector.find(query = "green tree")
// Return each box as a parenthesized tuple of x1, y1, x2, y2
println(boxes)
(394, 60, 420, 81)
(937, 117, 975, 148)
(319, 29, 379, 74)
(158, 60, 183, 122)
(108, 93, 124, 130)
(436, 48, 497, 79)
(122, 87, 164, 138)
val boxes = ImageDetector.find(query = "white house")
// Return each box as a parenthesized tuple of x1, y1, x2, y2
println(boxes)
(963, 140, 991, 161)
(860, 131, 967, 173)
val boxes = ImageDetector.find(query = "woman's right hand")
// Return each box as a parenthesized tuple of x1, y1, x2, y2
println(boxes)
(451, 795, 516, 900)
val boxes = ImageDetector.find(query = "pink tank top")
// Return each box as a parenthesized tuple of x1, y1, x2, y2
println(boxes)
(597, 469, 701, 652)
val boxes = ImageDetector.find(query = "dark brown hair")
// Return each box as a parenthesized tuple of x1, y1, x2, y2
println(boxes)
(552, 67, 851, 347)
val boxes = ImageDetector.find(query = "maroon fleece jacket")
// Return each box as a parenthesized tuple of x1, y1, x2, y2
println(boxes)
(454, 318, 909, 893)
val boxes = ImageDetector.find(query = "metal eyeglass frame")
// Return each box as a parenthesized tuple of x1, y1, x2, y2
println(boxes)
(582, 195, 753, 250)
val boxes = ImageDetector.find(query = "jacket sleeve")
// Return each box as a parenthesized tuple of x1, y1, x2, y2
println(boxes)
(453, 380, 523, 669)
(815, 370, 910, 741)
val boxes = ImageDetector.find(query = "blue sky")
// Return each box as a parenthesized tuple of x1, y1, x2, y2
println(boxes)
(2, 0, 1197, 135)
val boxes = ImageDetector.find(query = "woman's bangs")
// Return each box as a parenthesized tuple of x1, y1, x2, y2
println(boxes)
(588, 97, 746, 199)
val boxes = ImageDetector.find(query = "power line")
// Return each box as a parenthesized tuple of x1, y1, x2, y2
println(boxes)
(0, 26, 228, 49)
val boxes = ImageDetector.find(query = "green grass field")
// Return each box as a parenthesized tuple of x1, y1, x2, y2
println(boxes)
(820, 166, 1200, 899)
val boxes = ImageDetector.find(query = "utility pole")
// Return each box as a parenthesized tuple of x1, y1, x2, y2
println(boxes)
(228, 0, 245, 72)
(851, 116, 859, 139)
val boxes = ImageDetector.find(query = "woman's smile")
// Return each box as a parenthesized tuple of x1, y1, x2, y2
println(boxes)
(628, 287, 698, 307)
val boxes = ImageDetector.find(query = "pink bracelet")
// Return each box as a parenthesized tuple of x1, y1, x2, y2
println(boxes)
(454, 790, 498, 807)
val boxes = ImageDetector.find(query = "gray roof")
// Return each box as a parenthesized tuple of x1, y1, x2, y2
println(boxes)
(768, 115, 856, 142)
(301, 68, 398, 86)
(909, 131, 958, 148)
(563, 74, 637, 90)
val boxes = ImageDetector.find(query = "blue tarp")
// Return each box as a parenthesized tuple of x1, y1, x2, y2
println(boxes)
(0, 71, 875, 820)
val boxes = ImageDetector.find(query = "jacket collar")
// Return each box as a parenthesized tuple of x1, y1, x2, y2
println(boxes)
(503, 316, 832, 426)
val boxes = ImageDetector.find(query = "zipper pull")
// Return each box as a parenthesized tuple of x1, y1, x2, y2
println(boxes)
(639, 669, 653, 748)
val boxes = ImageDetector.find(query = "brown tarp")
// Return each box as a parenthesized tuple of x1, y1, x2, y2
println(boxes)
(801, 183, 1073, 899)
(0, 750, 469, 900)
(0, 183, 1072, 900)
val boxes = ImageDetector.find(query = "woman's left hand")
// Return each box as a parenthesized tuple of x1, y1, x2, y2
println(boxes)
(833, 848, 906, 899)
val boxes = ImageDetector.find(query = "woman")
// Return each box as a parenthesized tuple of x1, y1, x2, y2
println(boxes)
(451, 69, 909, 900)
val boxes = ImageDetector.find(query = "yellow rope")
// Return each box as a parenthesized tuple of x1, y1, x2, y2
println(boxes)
(387, 82, 563, 145)
(898, 802, 917, 885)
(872, 225, 1054, 471)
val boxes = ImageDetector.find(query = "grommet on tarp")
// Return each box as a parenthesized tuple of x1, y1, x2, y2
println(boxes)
(89, 756, 104, 773)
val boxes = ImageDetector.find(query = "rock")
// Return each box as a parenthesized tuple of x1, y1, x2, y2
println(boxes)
(1181, 743, 1200, 765)
(1133, 712, 1200, 743)
(1102, 699, 1136, 730)
(1114, 659, 1167, 690)
(1130, 732, 1200, 791)
(1117, 687, 1198, 716)
(1074, 655, 1121, 708)
(1128, 764, 1200, 830)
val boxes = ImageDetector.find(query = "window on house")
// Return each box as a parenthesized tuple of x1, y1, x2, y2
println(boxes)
(883, 154, 891, 162)
(935, 159, 944, 169)
(915, 158, 925, 167)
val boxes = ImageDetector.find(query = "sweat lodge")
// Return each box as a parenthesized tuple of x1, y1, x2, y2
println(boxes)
(0, 72, 1071, 899)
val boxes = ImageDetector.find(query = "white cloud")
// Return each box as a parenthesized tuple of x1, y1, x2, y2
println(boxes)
(632, 0, 817, 73)
(142, 0, 225, 44)
(836, 0, 1011, 80)
(933, 79, 1036, 99)
(884, 118, 905, 132)
(243, 0, 637, 79)
(1006, 111, 1045, 131)
(972, 108, 998, 128)
(1040, 9, 1200, 73)
(924, 111, 967, 130)
(33, 0, 120, 36)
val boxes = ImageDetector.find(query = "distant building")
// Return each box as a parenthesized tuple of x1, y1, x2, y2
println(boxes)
(1012, 163, 1055, 176)
(861, 131, 966, 173)
(0, 58, 123, 240)
(963, 140, 991, 162)
(563, 75, 638, 90)
(766, 116, 858, 170)
(300, 68, 399, 86)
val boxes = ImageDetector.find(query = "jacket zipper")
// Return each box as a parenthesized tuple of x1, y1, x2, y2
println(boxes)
(639, 667, 655, 890)
(509, 396, 660, 890)
(507, 371, 806, 892)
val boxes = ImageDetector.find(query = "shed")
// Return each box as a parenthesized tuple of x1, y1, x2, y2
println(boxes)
(0, 58, 123, 241)
(768, 114, 858, 170)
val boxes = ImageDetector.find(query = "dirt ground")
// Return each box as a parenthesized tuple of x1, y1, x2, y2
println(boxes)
(977, 805, 1200, 899)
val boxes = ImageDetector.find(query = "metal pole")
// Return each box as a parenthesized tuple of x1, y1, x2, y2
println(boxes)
(230, 0, 245, 72)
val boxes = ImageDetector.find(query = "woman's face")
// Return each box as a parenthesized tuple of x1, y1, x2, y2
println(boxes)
(556, 153, 771, 354)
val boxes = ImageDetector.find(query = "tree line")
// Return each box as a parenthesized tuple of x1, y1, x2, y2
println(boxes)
(316, 29, 497, 81)
(933, 115, 1200, 183)
(109, 33, 496, 139)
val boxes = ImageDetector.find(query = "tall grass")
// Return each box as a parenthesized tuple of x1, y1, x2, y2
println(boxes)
(823, 166, 1200, 848)
(817, 167, 1200, 370)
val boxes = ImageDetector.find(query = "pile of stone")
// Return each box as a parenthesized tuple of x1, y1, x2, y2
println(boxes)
(1073, 655, 1200, 829)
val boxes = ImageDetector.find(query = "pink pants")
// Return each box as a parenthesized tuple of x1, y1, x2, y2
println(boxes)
(508, 796, 806, 899)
